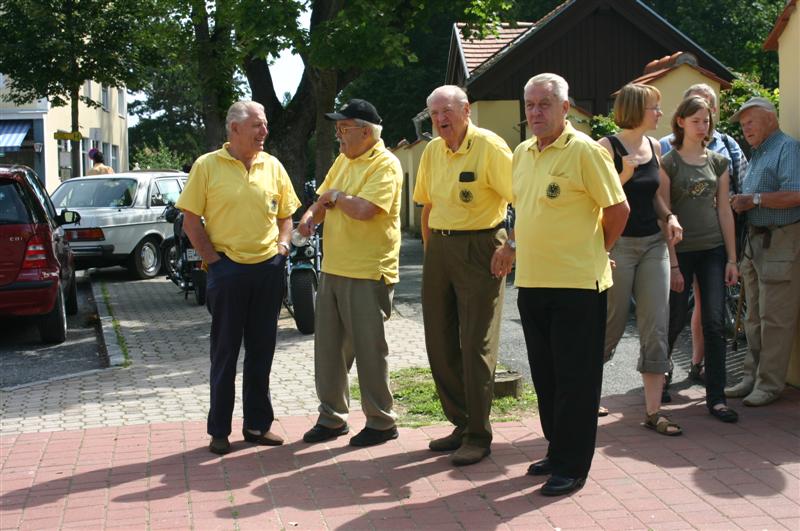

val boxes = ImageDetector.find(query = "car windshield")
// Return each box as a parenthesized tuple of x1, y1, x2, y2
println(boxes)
(52, 178, 138, 208)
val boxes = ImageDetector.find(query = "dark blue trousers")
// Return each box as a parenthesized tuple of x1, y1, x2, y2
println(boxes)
(206, 253, 285, 438)
(518, 287, 607, 479)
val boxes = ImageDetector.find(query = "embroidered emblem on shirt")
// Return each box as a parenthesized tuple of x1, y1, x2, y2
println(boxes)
(269, 198, 279, 213)
(546, 182, 561, 199)
(459, 189, 474, 203)
(688, 180, 710, 198)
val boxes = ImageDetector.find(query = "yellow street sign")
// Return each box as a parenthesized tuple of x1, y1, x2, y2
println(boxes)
(53, 131, 83, 142)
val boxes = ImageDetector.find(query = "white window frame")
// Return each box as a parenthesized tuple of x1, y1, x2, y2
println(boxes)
(101, 85, 110, 111)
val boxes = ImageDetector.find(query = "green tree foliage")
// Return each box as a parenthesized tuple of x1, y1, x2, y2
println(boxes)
(0, 0, 157, 175)
(131, 137, 185, 171)
(642, 0, 784, 87)
(718, 74, 780, 148)
(590, 112, 620, 140)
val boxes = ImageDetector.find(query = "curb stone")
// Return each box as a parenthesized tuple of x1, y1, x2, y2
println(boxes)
(90, 277, 126, 367)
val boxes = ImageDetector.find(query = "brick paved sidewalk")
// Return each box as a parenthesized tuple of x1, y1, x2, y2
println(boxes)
(2, 389, 799, 530)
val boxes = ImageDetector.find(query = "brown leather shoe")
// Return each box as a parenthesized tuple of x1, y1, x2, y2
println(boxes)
(428, 428, 464, 452)
(451, 443, 490, 466)
(242, 429, 284, 446)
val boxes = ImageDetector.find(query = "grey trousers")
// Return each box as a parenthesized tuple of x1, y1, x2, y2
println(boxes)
(313, 273, 397, 430)
(739, 222, 800, 395)
(604, 233, 671, 374)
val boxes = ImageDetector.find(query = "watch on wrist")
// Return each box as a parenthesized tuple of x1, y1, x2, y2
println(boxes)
(277, 242, 290, 252)
(753, 193, 761, 206)
(331, 190, 341, 205)
(506, 239, 516, 250)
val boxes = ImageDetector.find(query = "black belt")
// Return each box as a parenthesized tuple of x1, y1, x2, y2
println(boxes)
(431, 223, 504, 236)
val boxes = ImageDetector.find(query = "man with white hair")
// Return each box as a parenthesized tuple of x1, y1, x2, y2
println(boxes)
(492, 73, 629, 495)
(725, 97, 800, 407)
(178, 100, 300, 454)
(413, 85, 513, 466)
(298, 99, 404, 447)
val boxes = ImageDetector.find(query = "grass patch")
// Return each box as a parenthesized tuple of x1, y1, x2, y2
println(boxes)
(101, 283, 130, 367)
(350, 366, 536, 428)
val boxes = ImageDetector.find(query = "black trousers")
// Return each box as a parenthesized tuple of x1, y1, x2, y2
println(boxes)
(518, 287, 607, 479)
(206, 253, 285, 438)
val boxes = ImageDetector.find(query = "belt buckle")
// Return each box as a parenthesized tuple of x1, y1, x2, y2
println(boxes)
(441, 229, 452, 236)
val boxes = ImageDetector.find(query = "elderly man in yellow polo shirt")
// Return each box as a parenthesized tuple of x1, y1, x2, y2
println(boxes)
(177, 101, 300, 455)
(297, 99, 404, 447)
(413, 85, 513, 466)
(492, 74, 629, 496)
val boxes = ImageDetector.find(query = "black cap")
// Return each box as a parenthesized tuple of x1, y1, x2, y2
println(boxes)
(325, 99, 382, 125)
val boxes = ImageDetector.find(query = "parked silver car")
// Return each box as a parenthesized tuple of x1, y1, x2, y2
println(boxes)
(50, 170, 188, 279)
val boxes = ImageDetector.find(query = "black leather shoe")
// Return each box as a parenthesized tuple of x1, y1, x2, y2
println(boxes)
(209, 437, 230, 455)
(527, 457, 552, 476)
(242, 429, 284, 446)
(303, 423, 349, 443)
(541, 475, 586, 496)
(349, 426, 398, 447)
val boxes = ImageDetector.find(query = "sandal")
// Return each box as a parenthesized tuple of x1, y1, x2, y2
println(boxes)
(709, 405, 738, 423)
(643, 412, 682, 436)
(688, 362, 704, 382)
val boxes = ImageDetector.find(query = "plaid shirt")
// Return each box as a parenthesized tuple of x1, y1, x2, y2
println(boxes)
(741, 130, 800, 227)
(659, 130, 748, 191)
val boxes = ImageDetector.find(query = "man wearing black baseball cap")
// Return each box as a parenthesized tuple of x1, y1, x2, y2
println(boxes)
(298, 98, 403, 447)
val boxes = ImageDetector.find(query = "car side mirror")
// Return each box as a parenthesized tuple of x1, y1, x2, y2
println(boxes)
(57, 209, 81, 225)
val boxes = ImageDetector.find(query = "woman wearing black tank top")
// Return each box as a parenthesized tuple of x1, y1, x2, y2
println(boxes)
(598, 84, 684, 435)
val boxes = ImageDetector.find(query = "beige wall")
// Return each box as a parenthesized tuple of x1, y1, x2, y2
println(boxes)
(0, 79, 128, 192)
(775, 10, 800, 386)
(567, 108, 593, 137)
(471, 100, 521, 150)
(392, 140, 428, 234)
(650, 65, 723, 139)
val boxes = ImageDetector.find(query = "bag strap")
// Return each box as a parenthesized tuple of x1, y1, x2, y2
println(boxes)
(720, 134, 739, 194)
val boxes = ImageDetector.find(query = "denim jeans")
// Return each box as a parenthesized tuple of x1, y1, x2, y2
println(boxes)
(667, 245, 728, 408)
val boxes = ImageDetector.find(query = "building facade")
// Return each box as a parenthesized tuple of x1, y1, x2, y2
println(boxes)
(0, 77, 128, 191)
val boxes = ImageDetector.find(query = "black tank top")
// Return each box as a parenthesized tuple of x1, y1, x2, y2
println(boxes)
(606, 135, 661, 237)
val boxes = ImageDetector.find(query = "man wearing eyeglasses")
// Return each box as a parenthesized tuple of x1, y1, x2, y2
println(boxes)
(297, 99, 404, 447)
(413, 85, 513, 466)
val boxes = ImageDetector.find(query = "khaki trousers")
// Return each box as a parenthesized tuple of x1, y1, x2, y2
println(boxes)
(740, 222, 800, 395)
(422, 229, 506, 448)
(314, 273, 397, 430)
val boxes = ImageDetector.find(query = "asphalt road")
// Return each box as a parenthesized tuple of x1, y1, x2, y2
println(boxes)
(394, 235, 746, 399)
(0, 272, 107, 389)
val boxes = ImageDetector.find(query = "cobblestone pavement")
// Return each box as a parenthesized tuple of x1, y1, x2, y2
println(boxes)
(1, 275, 428, 435)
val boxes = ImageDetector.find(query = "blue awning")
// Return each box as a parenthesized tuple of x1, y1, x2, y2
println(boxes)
(0, 121, 32, 153)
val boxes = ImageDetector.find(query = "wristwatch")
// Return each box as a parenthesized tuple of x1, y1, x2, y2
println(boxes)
(753, 192, 761, 206)
(506, 239, 517, 251)
(277, 241, 290, 252)
(331, 190, 341, 206)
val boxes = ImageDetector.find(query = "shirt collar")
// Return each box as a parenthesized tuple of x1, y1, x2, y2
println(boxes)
(528, 120, 575, 152)
(752, 129, 782, 154)
(441, 121, 477, 155)
(218, 142, 267, 166)
(352, 139, 385, 161)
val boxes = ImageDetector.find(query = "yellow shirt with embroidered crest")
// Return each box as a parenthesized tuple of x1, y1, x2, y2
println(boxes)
(317, 139, 403, 284)
(512, 121, 625, 291)
(176, 143, 300, 264)
(413, 121, 513, 230)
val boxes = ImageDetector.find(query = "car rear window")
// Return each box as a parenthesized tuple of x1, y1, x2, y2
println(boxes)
(52, 178, 138, 208)
(0, 181, 33, 224)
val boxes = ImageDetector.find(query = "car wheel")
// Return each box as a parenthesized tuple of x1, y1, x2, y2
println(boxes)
(65, 270, 79, 315)
(39, 285, 67, 344)
(129, 236, 162, 279)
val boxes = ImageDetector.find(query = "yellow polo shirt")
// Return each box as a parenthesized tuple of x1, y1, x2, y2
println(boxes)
(413, 122, 512, 230)
(317, 140, 403, 284)
(512, 122, 626, 291)
(176, 143, 300, 264)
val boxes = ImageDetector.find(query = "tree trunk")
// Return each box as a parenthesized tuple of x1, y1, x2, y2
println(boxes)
(310, 68, 339, 184)
(70, 86, 81, 178)
(191, 1, 226, 152)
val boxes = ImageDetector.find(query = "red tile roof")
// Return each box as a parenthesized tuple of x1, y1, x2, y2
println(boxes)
(764, 0, 796, 51)
(619, 51, 731, 93)
(455, 22, 533, 74)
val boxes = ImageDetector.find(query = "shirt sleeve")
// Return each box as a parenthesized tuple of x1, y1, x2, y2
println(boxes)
(357, 157, 402, 214)
(581, 143, 627, 208)
(175, 157, 208, 216)
(712, 151, 730, 178)
(658, 135, 673, 156)
(276, 162, 301, 218)
(486, 139, 514, 203)
(777, 140, 800, 192)
(412, 148, 431, 205)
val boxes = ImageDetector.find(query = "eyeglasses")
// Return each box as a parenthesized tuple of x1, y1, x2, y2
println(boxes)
(335, 125, 365, 135)
(646, 106, 663, 113)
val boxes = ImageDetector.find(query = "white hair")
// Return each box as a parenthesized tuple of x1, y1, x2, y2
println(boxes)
(684, 83, 718, 109)
(524, 73, 569, 103)
(426, 85, 469, 108)
(353, 118, 382, 141)
(226, 101, 265, 135)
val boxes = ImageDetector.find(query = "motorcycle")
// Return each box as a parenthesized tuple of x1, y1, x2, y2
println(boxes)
(161, 203, 207, 305)
(283, 180, 322, 334)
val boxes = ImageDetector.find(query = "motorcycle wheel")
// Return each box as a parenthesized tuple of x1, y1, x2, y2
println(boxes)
(289, 269, 317, 334)
(194, 269, 207, 306)
(163, 240, 178, 279)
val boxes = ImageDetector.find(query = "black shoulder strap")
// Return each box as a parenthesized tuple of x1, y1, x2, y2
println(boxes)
(647, 137, 659, 168)
(720, 134, 739, 194)
(605, 135, 626, 174)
